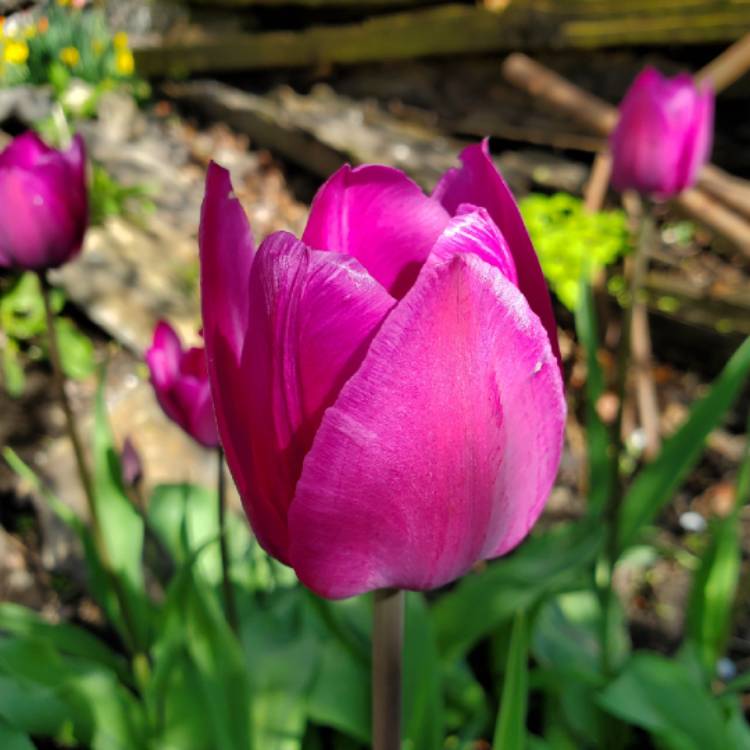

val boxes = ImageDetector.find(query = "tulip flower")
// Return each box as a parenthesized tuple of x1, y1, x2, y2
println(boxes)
(0, 132, 88, 270)
(145, 321, 219, 448)
(121, 436, 143, 488)
(610, 67, 714, 198)
(200, 141, 565, 599)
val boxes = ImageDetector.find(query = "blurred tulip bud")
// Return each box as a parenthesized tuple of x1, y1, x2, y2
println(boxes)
(121, 436, 143, 488)
(145, 321, 219, 448)
(610, 67, 714, 198)
(0, 132, 88, 270)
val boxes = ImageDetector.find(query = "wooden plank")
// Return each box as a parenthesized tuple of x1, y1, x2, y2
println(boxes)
(134, 2, 750, 76)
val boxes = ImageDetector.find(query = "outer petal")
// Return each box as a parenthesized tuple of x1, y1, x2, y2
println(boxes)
(302, 164, 450, 297)
(432, 140, 561, 366)
(146, 321, 181, 390)
(0, 167, 78, 269)
(0, 132, 54, 170)
(199, 162, 255, 358)
(429, 204, 518, 286)
(678, 83, 714, 190)
(173, 377, 218, 448)
(208, 230, 395, 562)
(288, 253, 566, 599)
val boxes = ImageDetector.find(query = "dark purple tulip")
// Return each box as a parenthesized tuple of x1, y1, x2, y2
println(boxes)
(610, 67, 714, 198)
(145, 321, 219, 448)
(0, 132, 88, 270)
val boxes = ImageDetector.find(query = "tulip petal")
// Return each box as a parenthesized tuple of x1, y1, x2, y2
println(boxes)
(209, 230, 395, 562)
(0, 132, 54, 170)
(429, 204, 518, 285)
(199, 162, 255, 358)
(432, 140, 561, 366)
(302, 164, 450, 297)
(289, 253, 565, 599)
(0, 167, 78, 269)
(678, 84, 714, 190)
(146, 321, 182, 390)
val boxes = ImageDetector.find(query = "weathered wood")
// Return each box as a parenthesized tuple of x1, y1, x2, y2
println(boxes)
(180, 0, 438, 6)
(165, 79, 589, 194)
(134, 1, 750, 76)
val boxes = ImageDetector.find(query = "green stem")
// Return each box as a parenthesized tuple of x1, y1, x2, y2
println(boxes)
(39, 271, 144, 661)
(372, 588, 404, 750)
(599, 207, 653, 679)
(217, 447, 239, 633)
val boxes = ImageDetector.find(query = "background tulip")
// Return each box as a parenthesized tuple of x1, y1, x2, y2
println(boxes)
(200, 141, 565, 599)
(610, 67, 714, 198)
(0, 132, 88, 270)
(145, 321, 219, 448)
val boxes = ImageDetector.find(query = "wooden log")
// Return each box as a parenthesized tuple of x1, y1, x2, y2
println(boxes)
(165, 79, 589, 194)
(134, 2, 750, 77)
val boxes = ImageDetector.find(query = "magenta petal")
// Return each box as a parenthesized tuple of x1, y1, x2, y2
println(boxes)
(0, 168, 77, 269)
(429, 204, 518, 285)
(302, 163, 450, 297)
(199, 162, 255, 358)
(146, 321, 181, 389)
(209, 230, 395, 563)
(677, 83, 714, 190)
(0, 132, 54, 169)
(288, 254, 566, 599)
(432, 140, 561, 366)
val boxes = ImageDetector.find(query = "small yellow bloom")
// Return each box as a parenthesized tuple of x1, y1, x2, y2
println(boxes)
(57, 0, 72, 7)
(4, 40, 29, 65)
(23, 26, 36, 39)
(59, 46, 80, 67)
(113, 31, 129, 51)
(115, 49, 134, 76)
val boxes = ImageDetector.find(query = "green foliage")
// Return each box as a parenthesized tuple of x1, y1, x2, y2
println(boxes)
(0, 272, 94, 396)
(492, 611, 529, 750)
(89, 163, 155, 226)
(520, 192, 630, 310)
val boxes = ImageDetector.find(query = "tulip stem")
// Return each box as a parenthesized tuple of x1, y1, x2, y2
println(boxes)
(38, 271, 144, 661)
(600, 205, 653, 678)
(372, 588, 404, 750)
(217, 447, 239, 634)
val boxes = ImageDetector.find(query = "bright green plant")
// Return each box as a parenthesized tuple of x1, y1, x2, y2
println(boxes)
(0, 272, 94, 397)
(520, 192, 631, 310)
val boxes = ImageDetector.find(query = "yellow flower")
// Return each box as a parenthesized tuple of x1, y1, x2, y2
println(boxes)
(115, 49, 134, 76)
(23, 26, 36, 39)
(113, 31, 129, 51)
(59, 46, 80, 67)
(57, 0, 71, 7)
(4, 40, 29, 65)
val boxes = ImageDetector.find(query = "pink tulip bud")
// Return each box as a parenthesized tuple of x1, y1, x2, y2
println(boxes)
(145, 321, 219, 448)
(199, 141, 565, 598)
(610, 67, 714, 198)
(0, 132, 88, 270)
(121, 436, 143, 488)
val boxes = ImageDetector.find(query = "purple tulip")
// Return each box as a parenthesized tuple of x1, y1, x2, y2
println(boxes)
(0, 132, 88, 270)
(145, 321, 219, 448)
(610, 67, 714, 198)
(200, 141, 565, 599)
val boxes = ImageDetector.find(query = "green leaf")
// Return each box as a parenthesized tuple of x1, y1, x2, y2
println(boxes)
(0, 718, 35, 750)
(55, 317, 95, 380)
(403, 592, 443, 750)
(0, 272, 59, 340)
(92, 374, 150, 648)
(433, 519, 603, 660)
(152, 560, 253, 750)
(148, 482, 252, 588)
(0, 602, 129, 683)
(598, 652, 731, 750)
(492, 610, 529, 750)
(575, 280, 612, 514)
(441, 659, 489, 741)
(619, 336, 750, 551)
(1, 336, 25, 397)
